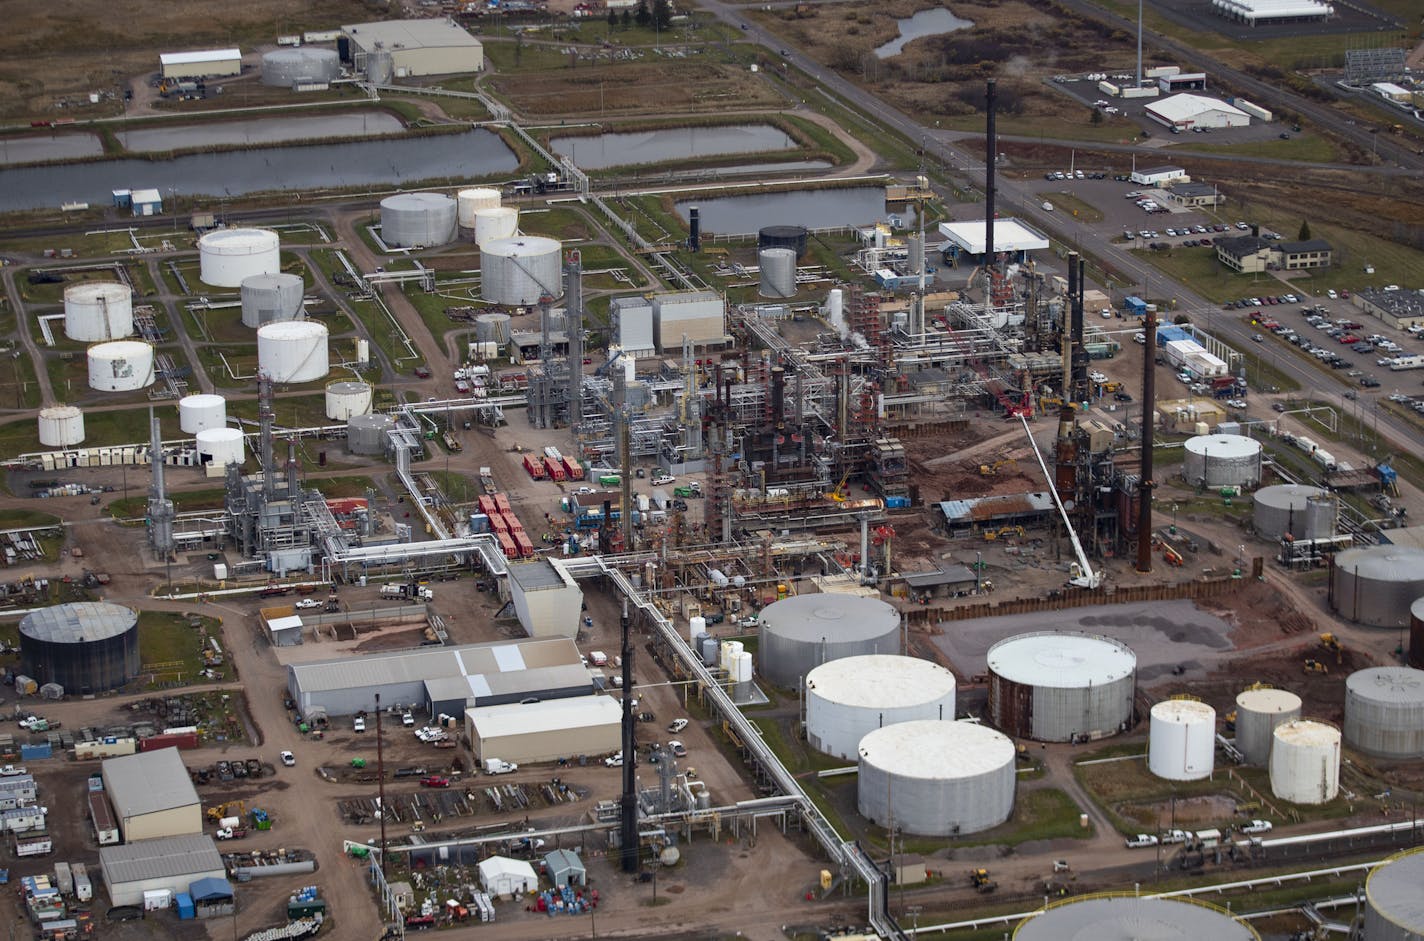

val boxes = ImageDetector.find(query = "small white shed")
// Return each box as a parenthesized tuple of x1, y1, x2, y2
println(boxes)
(478, 856, 537, 897)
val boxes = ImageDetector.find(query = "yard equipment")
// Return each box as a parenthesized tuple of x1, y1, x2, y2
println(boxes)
(350, 757, 367, 769)
(969, 868, 997, 893)
(249, 808, 272, 831)
(979, 459, 1015, 477)
(1304, 659, 1329, 675)
(1320, 633, 1343, 664)
(205, 801, 244, 822)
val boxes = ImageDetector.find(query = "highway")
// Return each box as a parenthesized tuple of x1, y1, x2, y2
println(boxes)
(699, 0, 1424, 460)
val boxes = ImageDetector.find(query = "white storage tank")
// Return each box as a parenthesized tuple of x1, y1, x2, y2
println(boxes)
(1148, 698, 1216, 781)
(257, 321, 329, 383)
(325, 381, 373, 420)
(988, 631, 1137, 742)
(1343, 666, 1424, 759)
(731, 651, 754, 700)
(759, 247, 797, 298)
(805, 654, 957, 760)
(1235, 687, 1301, 766)
(1364, 848, 1424, 941)
(1330, 546, 1424, 628)
(458, 187, 501, 228)
(687, 615, 706, 646)
(240, 273, 305, 328)
(87, 341, 155, 392)
(1252, 484, 1334, 541)
(178, 394, 227, 435)
(1013, 895, 1259, 941)
(1183, 433, 1261, 488)
(1269, 719, 1340, 805)
(480, 237, 562, 306)
(757, 594, 901, 689)
(195, 427, 245, 468)
(261, 47, 341, 86)
(857, 720, 1015, 836)
(380, 192, 457, 248)
(474, 206, 519, 247)
(198, 228, 281, 287)
(63, 282, 133, 342)
(37, 406, 85, 447)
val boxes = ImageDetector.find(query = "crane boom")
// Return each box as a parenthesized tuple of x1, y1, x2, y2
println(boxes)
(1019, 414, 1100, 589)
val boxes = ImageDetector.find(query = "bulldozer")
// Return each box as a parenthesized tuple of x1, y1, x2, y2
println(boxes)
(206, 800, 245, 822)
(1320, 633, 1343, 664)
(968, 868, 998, 893)
(1304, 659, 1329, 675)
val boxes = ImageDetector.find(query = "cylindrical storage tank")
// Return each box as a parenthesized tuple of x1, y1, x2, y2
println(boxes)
(261, 47, 341, 86)
(87, 341, 155, 392)
(731, 651, 754, 699)
(347, 413, 394, 455)
(1411, 598, 1424, 670)
(1344, 666, 1424, 758)
(1235, 687, 1302, 766)
(480, 237, 562, 306)
(198, 228, 280, 287)
(758, 224, 809, 257)
(257, 321, 329, 383)
(380, 193, 457, 248)
(1331, 546, 1424, 628)
(19, 602, 140, 693)
(1182, 433, 1262, 489)
(366, 48, 393, 85)
(63, 282, 133, 342)
(1364, 848, 1424, 941)
(457, 187, 501, 227)
(240, 272, 305, 328)
(474, 312, 513, 346)
(805, 654, 957, 759)
(757, 594, 901, 689)
(687, 616, 706, 646)
(1269, 719, 1341, 805)
(473, 206, 519, 247)
(37, 406, 85, 447)
(988, 632, 1137, 742)
(1147, 699, 1216, 781)
(1012, 895, 1259, 941)
(178, 394, 227, 434)
(758, 247, 797, 299)
(195, 427, 245, 468)
(857, 720, 1015, 836)
(826, 287, 845, 335)
(1252, 484, 1332, 541)
(325, 381, 373, 420)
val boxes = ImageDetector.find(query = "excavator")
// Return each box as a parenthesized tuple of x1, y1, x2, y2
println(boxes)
(828, 470, 851, 503)
(979, 458, 1015, 477)
(1020, 415, 1101, 589)
(1320, 633, 1343, 665)
(206, 800, 245, 823)
(984, 526, 1026, 542)
(1304, 659, 1329, 675)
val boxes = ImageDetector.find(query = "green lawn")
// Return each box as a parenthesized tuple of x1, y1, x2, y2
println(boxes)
(1128, 246, 1248, 305)
(1181, 132, 1341, 164)
(0, 509, 60, 529)
(137, 611, 232, 686)
(1036, 191, 1103, 223)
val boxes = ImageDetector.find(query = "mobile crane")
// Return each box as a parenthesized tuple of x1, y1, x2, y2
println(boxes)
(1020, 415, 1101, 589)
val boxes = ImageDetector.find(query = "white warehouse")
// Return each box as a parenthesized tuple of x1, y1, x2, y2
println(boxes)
(100, 835, 226, 907)
(342, 20, 484, 77)
(1146, 94, 1251, 131)
(653, 291, 727, 351)
(466, 696, 622, 763)
(159, 49, 241, 80)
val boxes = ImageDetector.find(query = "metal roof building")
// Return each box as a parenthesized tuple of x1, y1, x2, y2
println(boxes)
(342, 20, 483, 77)
(1146, 94, 1251, 130)
(936, 492, 1056, 532)
(287, 637, 593, 718)
(937, 220, 1050, 259)
(159, 49, 241, 80)
(466, 696, 622, 763)
(101, 747, 203, 842)
(100, 835, 225, 907)
(508, 559, 583, 639)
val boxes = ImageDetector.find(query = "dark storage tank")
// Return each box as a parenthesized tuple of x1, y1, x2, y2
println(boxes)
(758, 225, 809, 258)
(20, 602, 140, 693)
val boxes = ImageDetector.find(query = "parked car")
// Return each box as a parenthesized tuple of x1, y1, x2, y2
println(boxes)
(669, 741, 687, 758)
(279, 751, 295, 767)
(651, 474, 676, 486)
(1125, 834, 1160, 848)
(353, 716, 366, 733)
(294, 598, 321, 610)
(604, 751, 624, 768)
(668, 718, 689, 734)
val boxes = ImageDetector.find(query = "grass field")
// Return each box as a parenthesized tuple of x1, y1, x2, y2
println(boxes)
(0, 509, 61, 529)
(137, 611, 232, 685)
(1182, 131, 1342, 164)
(490, 59, 786, 118)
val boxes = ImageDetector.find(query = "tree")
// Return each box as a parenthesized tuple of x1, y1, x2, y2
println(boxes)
(635, 0, 651, 27)
(621, 9, 631, 28)
(1090, 107, 1103, 125)
(608, 8, 618, 27)
(1298, 220, 1312, 241)
(652, 0, 673, 30)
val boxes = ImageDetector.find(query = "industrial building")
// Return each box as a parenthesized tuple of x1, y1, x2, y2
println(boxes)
(653, 291, 728, 351)
(1129, 166, 1189, 186)
(101, 748, 204, 842)
(610, 296, 656, 356)
(19, 602, 141, 694)
(1215, 235, 1333, 273)
(987, 632, 1136, 742)
(465, 696, 622, 763)
(1210, 0, 1333, 27)
(99, 835, 226, 908)
(1354, 287, 1424, 330)
(1166, 182, 1226, 207)
(159, 49, 241, 80)
(757, 594, 902, 689)
(936, 219, 1049, 264)
(286, 636, 593, 718)
(341, 20, 483, 78)
(507, 559, 584, 639)
(1145, 94, 1251, 131)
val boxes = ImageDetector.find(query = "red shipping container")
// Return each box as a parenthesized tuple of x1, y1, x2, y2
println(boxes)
(494, 493, 512, 513)
(138, 731, 199, 752)
(522, 455, 546, 479)
(503, 512, 524, 534)
(497, 532, 518, 558)
(477, 495, 498, 516)
(489, 514, 509, 534)
(544, 457, 566, 481)
(514, 532, 535, 558)
(561, 457, 584, 480)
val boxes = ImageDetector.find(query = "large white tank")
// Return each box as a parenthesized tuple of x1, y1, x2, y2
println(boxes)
(1235, 687, 1302, 766)
(757, 594, 902, 689)
(257, 321, 329, 383)
(480, 237, 562, 306)
(87, 341, 155, 392)
(37, 406, 84, 447)
(687, 615, 706, 646)
(1148, 699, 1216, 781)
(1364, 848, 1424, 941)
(325, 381, 373, 420)
(198, 228, 281, 287)
(240, 273, 305, 328)
(1183, 433, 1262, 488)
(857, 720, 1016, 836)
(1344, 666, 1424, 759)
(759, 247, 797, 298)
(474, 206, 519, 247)
(261, 47, 341, 86)
(457, 187, 501, 227)
(178, 394, 227, 434)
(1269, 719, 1341, 805)
(63, 282, 133, 342)
(1014, 895, 1259, 941)
(988, 631, 1137, 742)
(195, 427, 245, 468)
(826, 287, 845, 337)
(805, 654, 957, 759)
(380, 192, 457, 248)
(731, 651, 754, 700)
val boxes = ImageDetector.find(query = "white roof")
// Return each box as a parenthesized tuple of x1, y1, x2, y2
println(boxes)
(806, 655, 955, 707)
(343, 19, 482, 50)
(858, 720, 1015, 778)
(267, 615, 303, 635)
(102, 748, 200, 818)
(988, 632, 1137, 688)
(1214, 0, 1333, 15)
(937, 219, 1050, 255)
(1146, 93, 1248, 123)
(1184, 434, 1261, 460)
(131, 189, 162, 204)
(466, 695, 622, 739)
(1373, 82, 1410, 96)
(477, 855, 537, 885)
(160, 49, 241, 66)
(1150, 699, 1215, 724)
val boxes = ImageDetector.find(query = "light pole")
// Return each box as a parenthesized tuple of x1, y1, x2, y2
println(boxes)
(1171, 503, 1178, 535)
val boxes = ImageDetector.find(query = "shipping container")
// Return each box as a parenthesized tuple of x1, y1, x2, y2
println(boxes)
(72, 864, 91, 902)
(522, 455, 546, 480)
(468, 513, 490, 534)
(14, 832, 52, 857)
(52, 863, 72, 897)
(89, 792, 119, 845)
(496, 532, 517, 559)
(503, 512, 524, 534)
(514, 532, 535, 559)
(74, 737, 136, 760)
(137, 730, 199, 752)
(561, 457, 584, 480)
(493, 493, 512, 514)
(477, 495, 498, 517)
(489, 514, 509, 535)
(544, 457, 566, 481)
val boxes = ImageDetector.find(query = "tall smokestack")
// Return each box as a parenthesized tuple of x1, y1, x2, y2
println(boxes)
(688, 206, 701, 253)
(771, 366, 786, 430)
(984, 79, 997, 281)
(1136, 312, 1158, 573)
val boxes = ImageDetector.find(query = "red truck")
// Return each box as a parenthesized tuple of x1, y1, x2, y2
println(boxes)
(544, 456, 566, 481)
(561, 456, 584, 481)
(522, 455, 546, 480)
(419, 775, 450, 788)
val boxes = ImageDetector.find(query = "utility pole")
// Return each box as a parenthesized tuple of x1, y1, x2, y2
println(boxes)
(618, 601, 638, 873)
(375, 693, 388, 877)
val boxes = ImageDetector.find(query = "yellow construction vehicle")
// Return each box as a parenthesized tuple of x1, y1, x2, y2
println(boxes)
(206, 800, 245, 822)
(1320, 633, 1343, 664)
(1303, 659, 1329, 675)
(828, 471, 851, 503)
(968, 868, 997, 893)
(979, 458, 1015, 477)
(984, 526, 1026, 541)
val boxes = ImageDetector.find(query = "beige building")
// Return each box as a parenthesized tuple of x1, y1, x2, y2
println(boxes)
(101, 747, 203, 842)
(467, 696, 622, 763)
(342, 20, 483, 77)
(159, 49, 241, 80)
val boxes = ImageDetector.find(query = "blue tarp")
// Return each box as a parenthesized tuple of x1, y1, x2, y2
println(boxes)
(188, 877, 234, 902)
